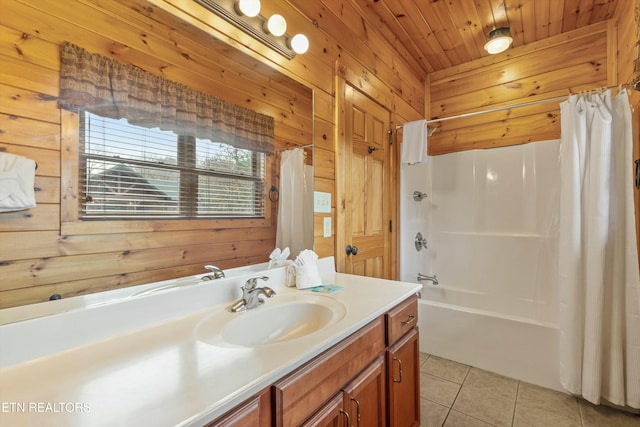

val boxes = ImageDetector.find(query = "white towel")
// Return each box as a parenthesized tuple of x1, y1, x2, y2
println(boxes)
(401, 119, 428, 164)
(294, 249, 322, 289)
(0, 153, 36, 212)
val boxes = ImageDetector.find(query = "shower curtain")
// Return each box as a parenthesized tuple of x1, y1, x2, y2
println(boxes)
(558, 89, 640, 409)
(276, 148, 313, 258)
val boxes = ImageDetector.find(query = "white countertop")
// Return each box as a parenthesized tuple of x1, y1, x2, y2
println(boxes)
(0, 264, 421, 426)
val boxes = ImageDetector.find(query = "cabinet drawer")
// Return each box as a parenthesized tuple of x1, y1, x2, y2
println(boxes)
(385, 294, 418, 345)
(207, 387, 271, 426)
(273, 316, 385, 427)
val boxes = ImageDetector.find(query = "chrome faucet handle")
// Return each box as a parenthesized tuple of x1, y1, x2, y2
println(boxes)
(204, 265, 225, 279)
(244, 276, 269, 291)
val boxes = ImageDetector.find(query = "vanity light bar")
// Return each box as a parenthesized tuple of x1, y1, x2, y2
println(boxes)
(195, 0, 297, 59)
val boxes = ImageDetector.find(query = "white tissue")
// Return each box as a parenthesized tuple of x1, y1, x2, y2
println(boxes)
(294, 249, 322, 290)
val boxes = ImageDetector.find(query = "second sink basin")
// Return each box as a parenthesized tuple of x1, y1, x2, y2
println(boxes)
(195, 293, 346, 347)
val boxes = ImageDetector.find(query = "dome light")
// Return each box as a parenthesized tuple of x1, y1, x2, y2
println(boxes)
(236, 0, 261, 17)
(484, 27, 513, 54)
(290, 34, 309, 54)
(267, 14, 287, 36)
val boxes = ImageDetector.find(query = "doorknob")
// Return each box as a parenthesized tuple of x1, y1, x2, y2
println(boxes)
(345, 245, 359, 256)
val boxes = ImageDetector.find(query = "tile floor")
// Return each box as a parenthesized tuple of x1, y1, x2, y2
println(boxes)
(419, 352, 640, 427)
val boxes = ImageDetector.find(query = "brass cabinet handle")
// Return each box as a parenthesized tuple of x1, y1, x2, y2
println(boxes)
(350, 396, 361, 427)
(393, 356, 403, 383)
(400, 314, 415, 326)
(339, 409, 351, 427)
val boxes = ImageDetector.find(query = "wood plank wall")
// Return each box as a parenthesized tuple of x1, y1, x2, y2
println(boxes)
(427, 22, 612, 154)
(1, 0, 636, 309)
(0, 0, 425, 308)
(0, 0, 316, 308)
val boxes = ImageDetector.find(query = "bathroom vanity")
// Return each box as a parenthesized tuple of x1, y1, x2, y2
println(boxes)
(0, 258, 421, 426)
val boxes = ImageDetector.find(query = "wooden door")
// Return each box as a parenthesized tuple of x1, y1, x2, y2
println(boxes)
(336, 79, 392, 278)
(386, 328, 420, 427)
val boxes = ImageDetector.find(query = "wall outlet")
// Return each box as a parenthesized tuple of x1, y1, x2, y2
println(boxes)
(323, 217, 332, 237)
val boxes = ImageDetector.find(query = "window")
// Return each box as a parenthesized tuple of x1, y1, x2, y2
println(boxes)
(79, 112, 265, 219)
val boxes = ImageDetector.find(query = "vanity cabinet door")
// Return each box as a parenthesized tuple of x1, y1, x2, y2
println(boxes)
(386, 327, 420, 427)
(273, 317, 385, 427)
(342, 356, 386, 427)
(207, 388, 271, 427)
(300, 394, 347, 427)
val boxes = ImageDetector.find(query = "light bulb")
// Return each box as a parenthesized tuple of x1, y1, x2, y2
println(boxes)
(267, 14, 287, 36)
(484, 36, 512, 54)
(483, 27, 513, 54)
(237, 0, 260, 17)
(291, 34, 309, 54)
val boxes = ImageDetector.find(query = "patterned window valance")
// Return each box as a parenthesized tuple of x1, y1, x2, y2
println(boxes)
(58, 42, 274, 154)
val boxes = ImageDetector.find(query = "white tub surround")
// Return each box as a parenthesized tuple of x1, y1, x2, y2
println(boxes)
(0, 259, 420, 426)
(401, 140, 563, 391)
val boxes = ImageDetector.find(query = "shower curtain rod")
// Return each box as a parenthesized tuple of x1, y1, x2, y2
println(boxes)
(395, 80, 640, 130)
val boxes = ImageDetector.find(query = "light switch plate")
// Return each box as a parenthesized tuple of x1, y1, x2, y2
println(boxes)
(323, 217, 332, 237)
(314, 191, 331, 213)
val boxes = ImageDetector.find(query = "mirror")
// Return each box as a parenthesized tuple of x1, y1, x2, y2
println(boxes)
(0, 0, 313, 321)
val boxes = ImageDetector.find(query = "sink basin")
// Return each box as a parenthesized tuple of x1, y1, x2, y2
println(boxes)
(195, 293, 346, 347)
(131, 278, 201, 297)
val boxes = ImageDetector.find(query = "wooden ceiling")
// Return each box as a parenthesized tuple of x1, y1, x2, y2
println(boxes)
(356, 0, 620, 74)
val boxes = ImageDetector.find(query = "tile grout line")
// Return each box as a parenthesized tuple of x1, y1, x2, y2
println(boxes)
(440, 365, 472, 426)
(510, 380, 520, 427)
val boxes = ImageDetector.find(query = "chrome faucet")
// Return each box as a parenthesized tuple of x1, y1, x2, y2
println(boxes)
(228, 276, 276, 312)
(418, 273, 438, 285)
(202, 265, 225, 280)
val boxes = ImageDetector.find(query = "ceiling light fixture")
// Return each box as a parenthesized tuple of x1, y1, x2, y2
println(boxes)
(484, 27, 513, 54)
(290, 34, 309, 55)
(236, 0, 260, 17)
(266, 14, 287, 36)
(194, 0, 309, 60)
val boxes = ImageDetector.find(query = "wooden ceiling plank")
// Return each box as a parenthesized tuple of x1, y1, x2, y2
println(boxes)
(590, 0, 617, 22)
(452, 0, 490, 57)
(504, 0, 525, 48)
(487, 0, 509, 24)
(548, 0, 566, 36)
(576, 0, 596, 28)
(534, 0, 551, 41)
(562, 0, 582, 32)
(418, 1, 468, 66)
(423, 0, 473, 64)
(520, 0, 537, 44)
(475, 0, 498, 36)
(353, 0, 434, 74)
(384, 0, 453, 70)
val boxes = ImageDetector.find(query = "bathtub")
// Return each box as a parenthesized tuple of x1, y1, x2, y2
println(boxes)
(417, 288, 562, 391)
(401, 140, 563, 391)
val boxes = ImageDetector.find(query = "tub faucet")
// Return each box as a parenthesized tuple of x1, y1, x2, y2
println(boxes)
(228, 276, 276, 312)
(418, 273, 438, 285)
(202, 265, 225, 280)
